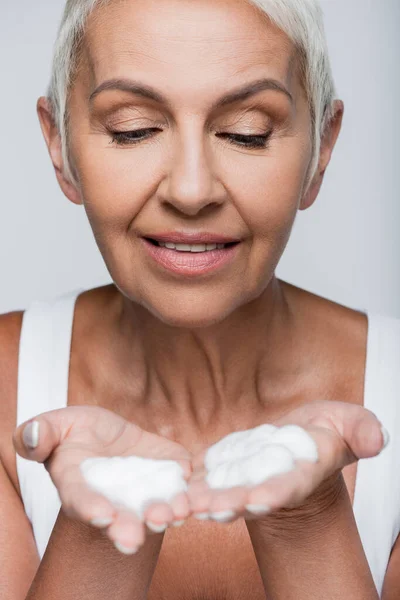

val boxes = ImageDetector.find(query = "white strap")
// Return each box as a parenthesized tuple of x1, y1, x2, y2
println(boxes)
(17, 288, 84, 426)
(16, 288, 84, 560)
(353, 312, 400, 595)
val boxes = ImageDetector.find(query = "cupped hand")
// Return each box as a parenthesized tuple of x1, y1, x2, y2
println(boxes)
(13, 406, 192, 554)
(187, 400, 388, 524)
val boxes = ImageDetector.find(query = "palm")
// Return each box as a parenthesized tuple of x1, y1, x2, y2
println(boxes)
(187, 400, 386, 521)
(54, 405, 191, 513)
(15, 405, 192, 553)
(48, 404, 191, 467)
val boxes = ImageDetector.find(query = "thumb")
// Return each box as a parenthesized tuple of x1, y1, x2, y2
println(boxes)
(13, 415, 61, 465)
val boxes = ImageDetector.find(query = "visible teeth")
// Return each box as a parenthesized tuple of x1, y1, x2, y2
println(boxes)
(157, 241, 227, 252)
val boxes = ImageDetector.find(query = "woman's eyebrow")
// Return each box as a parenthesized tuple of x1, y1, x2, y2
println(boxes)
(88, 77, 293, 110)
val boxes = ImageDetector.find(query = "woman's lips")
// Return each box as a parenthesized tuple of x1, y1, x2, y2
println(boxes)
(141, 237, 241, 277)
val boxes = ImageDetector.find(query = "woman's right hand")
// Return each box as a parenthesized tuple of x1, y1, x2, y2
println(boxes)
(12, 406, 192, 554)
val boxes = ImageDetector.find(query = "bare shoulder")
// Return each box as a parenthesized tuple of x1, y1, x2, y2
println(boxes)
(0, 310, 25, 496)
(283, 279, 368, 339)
(282, 280, 369, 403)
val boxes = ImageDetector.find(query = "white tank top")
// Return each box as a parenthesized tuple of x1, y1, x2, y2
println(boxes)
(15, 288, 400, 596)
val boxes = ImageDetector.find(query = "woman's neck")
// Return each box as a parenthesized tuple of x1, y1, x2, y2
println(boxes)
(96, 277, 304, 422)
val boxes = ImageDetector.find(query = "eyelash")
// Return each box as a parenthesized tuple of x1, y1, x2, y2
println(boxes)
(109, 128, 272, 149)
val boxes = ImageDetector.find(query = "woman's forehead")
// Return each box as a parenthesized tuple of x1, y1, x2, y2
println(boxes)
(82, 0, 297, 96)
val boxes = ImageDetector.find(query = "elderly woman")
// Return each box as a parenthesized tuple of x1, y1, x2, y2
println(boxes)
(1, 0, 399, 598)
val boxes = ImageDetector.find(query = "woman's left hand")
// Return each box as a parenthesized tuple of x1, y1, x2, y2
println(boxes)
(187, 400, 388, 524)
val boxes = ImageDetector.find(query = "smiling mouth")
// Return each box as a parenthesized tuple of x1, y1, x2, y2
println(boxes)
(145, 238, 239, 251)
(141, 236, 241, 276)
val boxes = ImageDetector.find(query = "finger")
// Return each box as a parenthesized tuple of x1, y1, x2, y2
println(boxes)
(278, 399, 387, 466)
(208, 486, 248, 519)
(106, 509, 145, 554)
(187, 478, 213, 516)
(143, 502, 174, 532)
(331, 402, 387, 463)
(297, 412, 383, 483)
(12, 406, 133, 464)
(169, 492, 190, 523)
(13, 416, 62, 465)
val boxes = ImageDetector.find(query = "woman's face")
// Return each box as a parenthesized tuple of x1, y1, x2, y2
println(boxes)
(66, 0, 314, 327)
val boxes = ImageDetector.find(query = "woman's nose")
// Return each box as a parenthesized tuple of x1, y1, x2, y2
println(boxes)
(158, 131, 225, 216)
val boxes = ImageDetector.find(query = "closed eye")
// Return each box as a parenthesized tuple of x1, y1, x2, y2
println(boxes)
(109, 128, 273, 149)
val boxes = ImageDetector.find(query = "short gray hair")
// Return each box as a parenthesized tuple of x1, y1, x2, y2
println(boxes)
(47, 0, 337, 192)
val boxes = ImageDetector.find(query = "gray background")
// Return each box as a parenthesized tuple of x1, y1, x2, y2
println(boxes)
(1, 0, 399, 316)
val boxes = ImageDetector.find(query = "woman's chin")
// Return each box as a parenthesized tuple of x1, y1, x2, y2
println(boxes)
(142, 299, 237, 329)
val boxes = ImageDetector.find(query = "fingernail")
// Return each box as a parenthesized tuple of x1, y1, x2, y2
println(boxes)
(23, 420, 40, 449)
(380, 425, 390, 450)
(172, 520, 185, 527)
(210, 510, 235, 522)
(146, 521, 168, 533)
(245, 504, 271, 515)
(194, 512, 209, 520)
(90, 517, 114, 528)
(114, 540, 138, 555)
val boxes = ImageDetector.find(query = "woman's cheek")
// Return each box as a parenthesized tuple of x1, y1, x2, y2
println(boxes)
(75, 151, 141, 222)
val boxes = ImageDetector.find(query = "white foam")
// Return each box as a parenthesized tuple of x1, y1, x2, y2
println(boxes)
(79, 425, 319, 515)
(80, 455, 187, 519)
(205, 424, 319, 489)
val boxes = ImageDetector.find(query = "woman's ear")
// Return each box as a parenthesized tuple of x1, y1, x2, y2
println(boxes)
(300, 99, 344, 211)
(36, 96, 83, 206)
